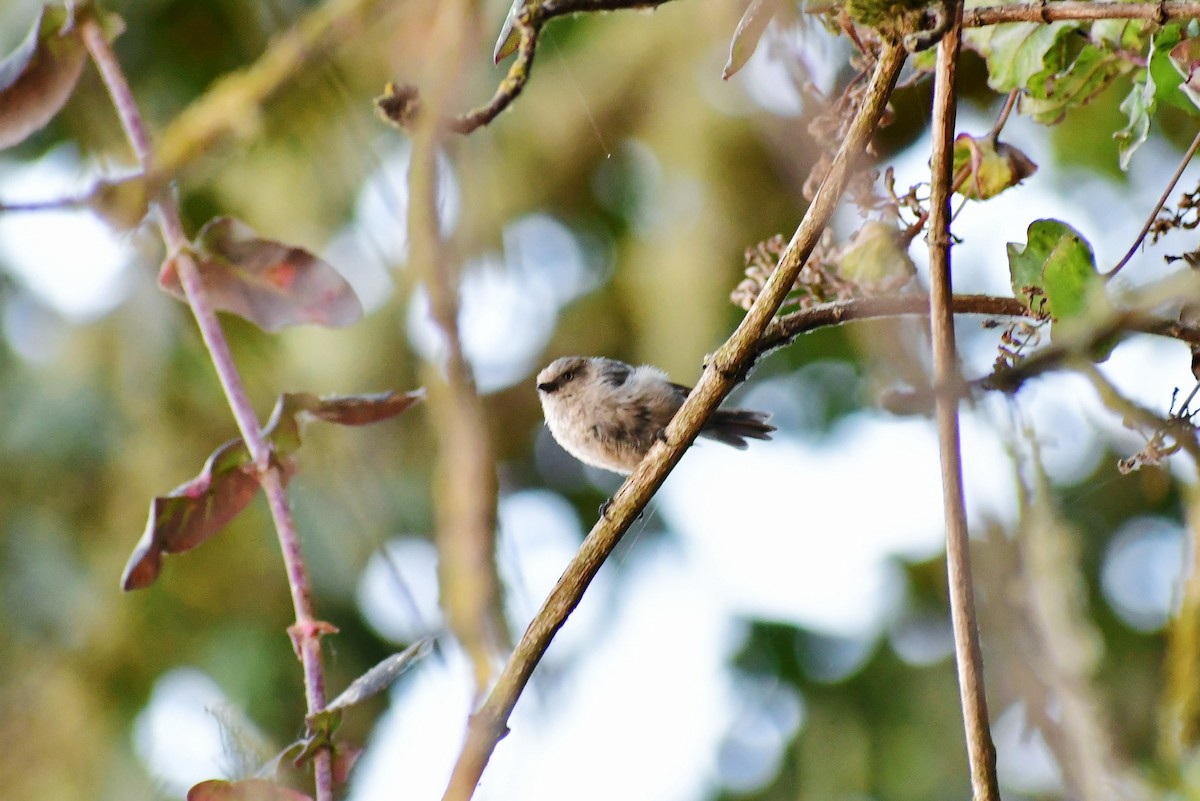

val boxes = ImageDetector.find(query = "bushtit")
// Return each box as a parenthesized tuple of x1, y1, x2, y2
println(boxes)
(536, 356, 775, 474)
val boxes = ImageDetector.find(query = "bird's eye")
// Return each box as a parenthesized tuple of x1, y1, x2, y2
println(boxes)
(561, 370, 575, 383)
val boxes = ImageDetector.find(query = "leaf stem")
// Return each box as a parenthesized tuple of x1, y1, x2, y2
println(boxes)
(80, 18, 334, 801)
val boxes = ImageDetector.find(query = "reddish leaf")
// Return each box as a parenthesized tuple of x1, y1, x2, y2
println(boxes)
(0, 4, 122, 150)
(121, 439, 260, 591)
(159, 217, 362, 333)
(1170, 36, 1200, 108)
(330, 742, 363, 785)
(123, 389, 421, 589)
(302, 389, 426, 426)
(263, 390, 425, 457)
(187, 779, 311, 801)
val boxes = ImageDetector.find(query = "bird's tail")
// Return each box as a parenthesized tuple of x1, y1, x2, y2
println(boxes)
(701, 409, 775, 449)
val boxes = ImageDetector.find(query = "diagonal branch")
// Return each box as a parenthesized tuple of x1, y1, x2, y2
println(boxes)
(927, 4, 1001, 800)
(439, 38, 908, 801)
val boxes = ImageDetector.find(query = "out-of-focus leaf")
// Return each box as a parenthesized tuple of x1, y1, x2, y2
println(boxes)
(1170, 36, 1200, 109)
(723, 0, 783, 80)
(121, 439, 260, 591)
(964, 20, 1077, 94)
(322, 638, 432, 715)
(123, 389, 421, 589)
(187, 779, 312, 801)
(835, 220, 916, 290)
(86, 174, 151, 230)
(845, 0, 925, 28)
(330, 742, 362, 786)
(952, 134, 1037, 199)
(1019, 43, 1132, 125)
(1116, 68, 1154, 170)
(158, 217, 363, 333)
(1151, 25, 1194, 113)
(492, 0, 526, 64)
(0, 4, 112, 149)
(1007, 219, 1108, 330)
(1090, 17, 1148, 51)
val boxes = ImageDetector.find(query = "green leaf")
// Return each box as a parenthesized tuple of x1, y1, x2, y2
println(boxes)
(0, 4, 122, 149)
(723, 0, 783, 80)
(1150, 25, 1194, 113)
(1007, 220, 1107, 329)
(158, 217, 363, 333)
(952, 134, 1037, 200)
(1116, 68, 1154, 170)
(1018, 43, 1132, 125)
(835, 220, 916, 290)
(964, 20, 1077, 94)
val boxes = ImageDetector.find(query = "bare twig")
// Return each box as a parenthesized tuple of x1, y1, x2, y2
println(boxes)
(380, 0, 681, 134)
(1107, 128, 1200, 280)
(80, 17, 335, 801)
(965, 1, 1200, 26)
(928, 5, 1001, 800)
(439, 39, 909, 801)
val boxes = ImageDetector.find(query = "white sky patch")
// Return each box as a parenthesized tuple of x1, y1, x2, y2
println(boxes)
(658, 411, 1016, 637)
(357, 536, 443, 644)
(0, 150, 134, 320)
(353, 141, 460, 267)
(132, 668, 240, 796)
(350, 538, 740, 801)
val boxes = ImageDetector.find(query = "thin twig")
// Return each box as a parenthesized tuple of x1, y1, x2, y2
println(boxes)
(439, 39, 908, 801)
(755, 293, 1200, 357)
(965, 1, 1200, 26)
(928, 5, 1001, 800)
(1106, 127, 1200, 280)
(382, 0, 681, 134)
(80, 17, 335, 801)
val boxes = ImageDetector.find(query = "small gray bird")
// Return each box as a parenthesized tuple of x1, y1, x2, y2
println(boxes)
(536, 355, 775, 474)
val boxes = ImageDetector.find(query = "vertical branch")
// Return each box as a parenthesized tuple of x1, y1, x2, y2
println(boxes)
(927, 6, 1001, 801)
(80, 18, 334, 801)
(406, 1, 506, 695)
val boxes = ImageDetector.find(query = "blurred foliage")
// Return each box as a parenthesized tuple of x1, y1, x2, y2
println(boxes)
(3, 0, 1200, 800)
